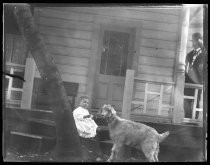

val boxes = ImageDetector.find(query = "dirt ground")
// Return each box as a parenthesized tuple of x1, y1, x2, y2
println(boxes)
(4, 141, 205, 162)
(4, 146, 145, 162)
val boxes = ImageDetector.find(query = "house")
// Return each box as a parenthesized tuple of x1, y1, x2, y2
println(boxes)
(4, 4, 206, 159)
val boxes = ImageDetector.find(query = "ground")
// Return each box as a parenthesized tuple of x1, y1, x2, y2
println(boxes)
(4, 140, 205, 162)
(4, 145, 145, 162)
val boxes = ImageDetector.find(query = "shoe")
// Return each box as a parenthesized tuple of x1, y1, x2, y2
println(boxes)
(96, 157, 103, 162)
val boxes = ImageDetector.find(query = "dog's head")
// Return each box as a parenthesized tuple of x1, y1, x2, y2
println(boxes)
(99, 104, 116, 119)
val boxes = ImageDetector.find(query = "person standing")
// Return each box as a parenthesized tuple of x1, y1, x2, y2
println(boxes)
(184, 32, 206, 118)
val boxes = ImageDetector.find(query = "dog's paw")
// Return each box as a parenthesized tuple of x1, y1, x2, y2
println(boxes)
(106, 158, 112, 162)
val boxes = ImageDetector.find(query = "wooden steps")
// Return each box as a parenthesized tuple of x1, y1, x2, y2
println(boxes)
(10, 131, 56, 153)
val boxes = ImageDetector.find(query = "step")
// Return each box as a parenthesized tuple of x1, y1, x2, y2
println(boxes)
(100, 140, 113, 144)
(28, 118, 55, 126)
(11, 131, 43, 139)
(10, 131, 55, 140)
(10, 131, 56, 153)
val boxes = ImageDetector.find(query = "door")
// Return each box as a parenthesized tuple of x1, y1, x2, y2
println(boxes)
(93, 25, 134, 111)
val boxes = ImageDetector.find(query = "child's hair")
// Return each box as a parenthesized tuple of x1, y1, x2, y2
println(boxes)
(79, 95, 90, 103)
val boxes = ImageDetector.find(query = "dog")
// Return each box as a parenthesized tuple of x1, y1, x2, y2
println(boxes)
(99, 104, 169, 162)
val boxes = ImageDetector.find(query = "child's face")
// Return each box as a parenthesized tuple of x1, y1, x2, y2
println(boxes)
(79, 98, 89, 109)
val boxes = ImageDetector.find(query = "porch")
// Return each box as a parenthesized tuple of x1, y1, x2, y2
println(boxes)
(113, 69, 204, 127)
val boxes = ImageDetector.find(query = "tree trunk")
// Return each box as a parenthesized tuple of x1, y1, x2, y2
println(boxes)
(10, 4, 83, 161)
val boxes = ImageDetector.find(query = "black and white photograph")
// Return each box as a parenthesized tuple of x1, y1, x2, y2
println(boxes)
(2, 3, 207, 162)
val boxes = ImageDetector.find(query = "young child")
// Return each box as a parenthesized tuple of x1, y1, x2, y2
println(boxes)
(73, 96, 98, 138)
(73, 96, 104, 161)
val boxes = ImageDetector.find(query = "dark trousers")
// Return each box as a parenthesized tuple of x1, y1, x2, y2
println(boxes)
(79, 130, 103, 157)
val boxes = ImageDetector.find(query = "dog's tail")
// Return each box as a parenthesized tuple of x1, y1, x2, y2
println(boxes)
(158, 131, 169, 143)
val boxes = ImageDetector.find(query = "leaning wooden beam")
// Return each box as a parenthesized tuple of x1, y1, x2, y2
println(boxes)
(10, 3, 83, 161)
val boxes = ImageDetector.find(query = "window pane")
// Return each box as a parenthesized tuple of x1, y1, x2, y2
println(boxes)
(100, 30, 130, 77)
(12, 70, 24, 88)
(4, 78, 9, 90)
(10, 91, 22, 100)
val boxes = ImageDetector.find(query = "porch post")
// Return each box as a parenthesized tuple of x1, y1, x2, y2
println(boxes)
(21, 55, 36, 109)
(173, 6, 190, 123)
(122, 69, 135, 120)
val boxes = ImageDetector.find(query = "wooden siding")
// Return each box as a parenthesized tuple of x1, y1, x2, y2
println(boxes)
(34, 8, 93, 99)
(34, 6, 181, 115)
(5, 34, 28, 65)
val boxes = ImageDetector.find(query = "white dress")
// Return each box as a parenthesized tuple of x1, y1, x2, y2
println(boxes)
(73, 106, 98, 138)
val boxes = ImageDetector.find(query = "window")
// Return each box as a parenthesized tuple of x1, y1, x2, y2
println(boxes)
(100, 30, 130, 77)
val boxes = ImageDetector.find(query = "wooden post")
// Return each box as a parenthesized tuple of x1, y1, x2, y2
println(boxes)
(173, 6, 190, 123)
(122, 69, 135, 120)
(86, 17, 100, 108)
(21, 55, 36, 109)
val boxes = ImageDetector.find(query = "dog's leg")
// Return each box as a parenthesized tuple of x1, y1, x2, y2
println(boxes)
(141, 141, 157, 162)
(107, 144, 117, 162)
(107, 143, 122, 162)
(154, 144, 159, 162)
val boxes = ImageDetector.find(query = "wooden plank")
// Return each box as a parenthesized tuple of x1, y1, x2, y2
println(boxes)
(132, 26, 142, 73)
(143, 83, 148, 114)
(94, 14, 178, 33)
(126, 8, 180, 16)
(192, 89, 198, 119)
(141, 38, 177, 50)
(34, 71, 87, 84)
(78, 84, 87, 93)
(122, 70, 135, 119)
(61, 74, 87, 84)
(185, 83, 203, 89)
(11, 131, 43, 139)
(5, 34, 14, 62)
(136, 74, 173, 83)
(130, 113, 172, 124)
(158, 85, 164, 115)
(39, 25, 92, 40)
(28, 118, 55, 126)
(66, 7, 179, 24)
(138, 56, 175, 67)
(39, 16, 93, 31)
(183, 96, 195, 99)
(56, 64, 88, 76)
(42, 35, 91, 49)
(52, 6, 180, 16)
(138, 65, 174, 76)
(6, 62, 25, 69)
(141, 29, 178, 41)
(142, 20, 179, 33)
(46, 45, 90, 58)
(39, 8, 94, 22)
(134, 91, 172, 103)
(52, 55, 89, 67)
(135, 83, 173, 94)
(21, 57, 36, 109)
(11, 35, 28, 65)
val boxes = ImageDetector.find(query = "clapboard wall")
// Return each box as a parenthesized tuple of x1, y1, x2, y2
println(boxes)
(33, 6, 182, 114)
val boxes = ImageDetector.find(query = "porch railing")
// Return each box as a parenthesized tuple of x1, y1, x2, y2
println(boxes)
(5, 57, 36, 109)
(182, 83, 203, 122)
(122, 69, 203, 126)
(5, 62, 26, 107)
(131, 78, 175, 117)
(122, 69, 175, 122)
